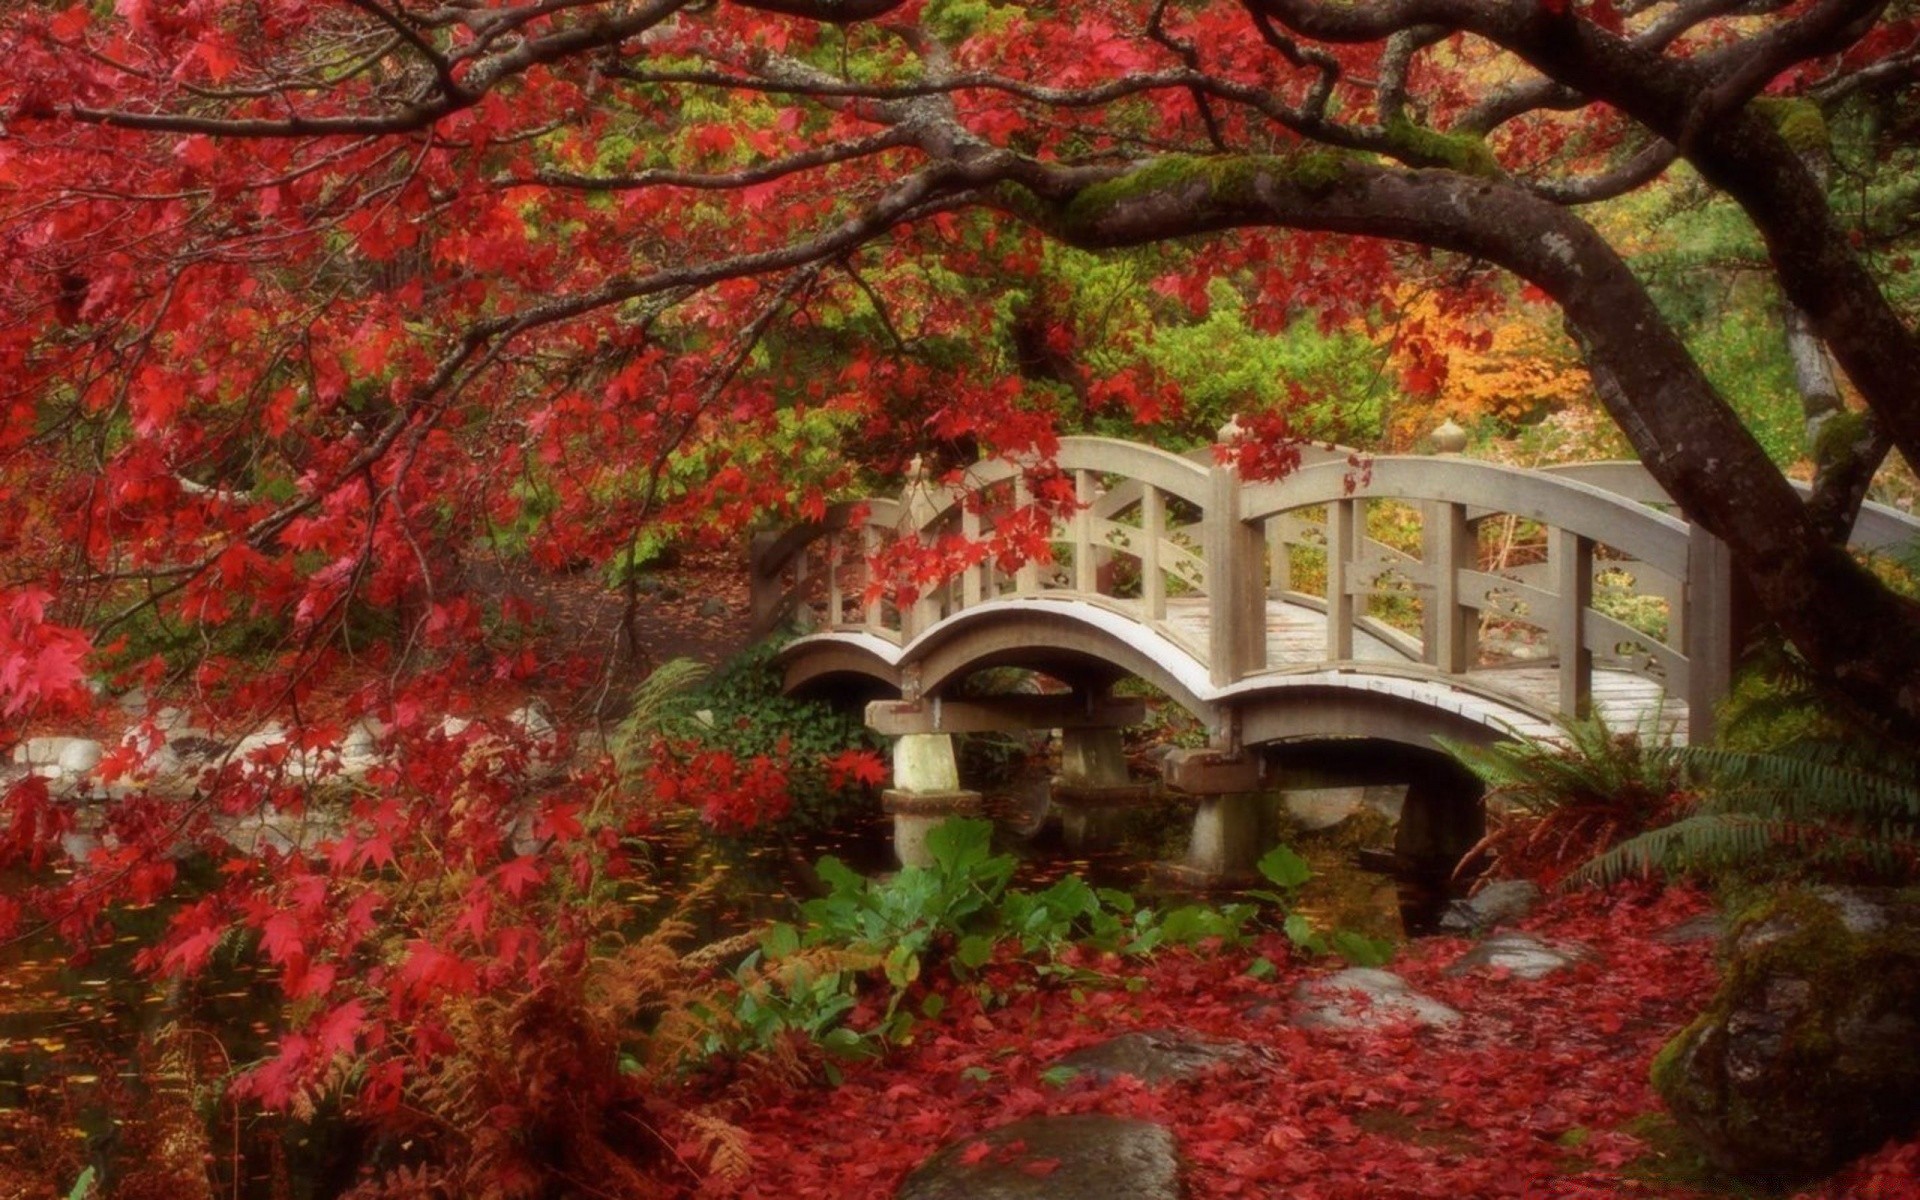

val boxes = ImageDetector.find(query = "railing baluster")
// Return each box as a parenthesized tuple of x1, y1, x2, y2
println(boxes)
(1143, 484, 1166, 622)
(961, 501, 982, 610)
(863, 524, 882, 631)
(827, 535, 843, 627)
(1074, 468, 1097, 593)
(1553, 526, 1594, 717)
(1429, 502, 1471, 673)
(1015, 474, 1040, 595)
(1267, 518, 1290, 598)
(1326, 498, 1355, 661)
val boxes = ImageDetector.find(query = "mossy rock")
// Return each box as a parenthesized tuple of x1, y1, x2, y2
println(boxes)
(1650, 887, 1920, 1180)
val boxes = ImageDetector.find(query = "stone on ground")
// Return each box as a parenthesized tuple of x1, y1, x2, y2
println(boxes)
(1438, 880, 1541, 934)
(898, 1115, 1179, 1200)
(1290, 967, 1462, 1031)
(1055, 1029, 1249, 1084)
(1652, 887, 1920, 1180)
(1444, 931, 1595, 979)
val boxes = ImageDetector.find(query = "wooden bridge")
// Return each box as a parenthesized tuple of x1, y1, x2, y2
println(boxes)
(750, 435, 1920, 873)
(755, 436, 1917, 751)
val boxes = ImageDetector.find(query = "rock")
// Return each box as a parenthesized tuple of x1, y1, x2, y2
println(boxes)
(698, 596, 730, 618)
(1438, 880, 1542, 935)
(1284, 787, 1364, 832)
(1444, 931, 1596, 979)
(507, 702, 558, 755)
(1291, 967, 1462, 1031)
(899, 1115, 1180, 1200)
(1054, 1029, 1249, 1084)
(1654, 913, 1726, 946)
(12, 736, 104, 777)
(1652, 887, 1920, 1180)
(339, 718, 386, 778)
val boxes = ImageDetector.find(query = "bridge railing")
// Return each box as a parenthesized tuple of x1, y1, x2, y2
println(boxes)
(748, 498, 906, 640)
(906, 440, 1228, 666)
(755, 437, 1920, 745)
(1239, 456, 1715, 734)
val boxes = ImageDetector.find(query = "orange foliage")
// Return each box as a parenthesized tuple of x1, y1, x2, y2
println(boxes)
(1384, 289, 1593, 444)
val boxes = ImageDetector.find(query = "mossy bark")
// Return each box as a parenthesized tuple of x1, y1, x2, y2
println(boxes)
(1651, 887, 1920, 1179)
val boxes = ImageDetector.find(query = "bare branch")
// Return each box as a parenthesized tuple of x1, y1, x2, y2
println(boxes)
(1524, 138, 1678, 204)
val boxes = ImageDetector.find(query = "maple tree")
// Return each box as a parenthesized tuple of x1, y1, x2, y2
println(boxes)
(1, 0, 1920, 1192)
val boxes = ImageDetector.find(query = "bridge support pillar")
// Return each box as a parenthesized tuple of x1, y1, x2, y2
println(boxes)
(1183, 792, 1265, 883)
(1392, 766, 1486, 934)
(1051, 727, 1151, 852)
(881, 733, 981, 868)
(1161, 747, 1267, 884)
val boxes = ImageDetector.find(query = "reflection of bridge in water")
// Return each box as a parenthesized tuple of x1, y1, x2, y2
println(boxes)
(751, 436, 1920, 882)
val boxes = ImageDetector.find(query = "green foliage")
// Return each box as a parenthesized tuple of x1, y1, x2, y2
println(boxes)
(1579, 742, 1920, 887)
(1441, 713, 1686, 885)
(1444, 714, 1683, 822)
(1140, 281, 1394, 445)
(711, 819, 1389, 1063)
(657, 642, 885, 833)
(1251, 844, 1396, 967)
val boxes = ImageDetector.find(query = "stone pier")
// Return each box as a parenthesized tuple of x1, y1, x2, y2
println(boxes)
(880, 732, 981, 868)
(1050, 726, 1152, 852)
(1161, 746, 1267, 884)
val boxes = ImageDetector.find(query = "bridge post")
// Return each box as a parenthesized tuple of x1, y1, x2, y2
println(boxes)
(1206, 450, 1266, 686)
(1426, 502, 1473, 673)
(1325, 498, 1356, 661)
(881, 733, 982, 868)
(1552, 527, 1594, 718)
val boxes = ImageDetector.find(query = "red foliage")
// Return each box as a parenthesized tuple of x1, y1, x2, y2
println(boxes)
(674, 885, 1749, 1198)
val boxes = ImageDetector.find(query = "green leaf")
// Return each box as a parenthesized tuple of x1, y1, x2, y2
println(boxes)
(920, 992, 947, 1020)
(961, 1065, 994, 1083)
(1245, 955, 1277, 981)
(1040, 1065, 1081, 1087)
(821, 1026, 879, 1061)
(1331, 929, 1396, 967)
(67, 1169, 97, 1200)
(1258, 845, 1313, 890)
(956, 934, 998, 969)
(1283, 912, 1326, 955)
(884, 942, 923, 989)
(761, 921, 799, 960)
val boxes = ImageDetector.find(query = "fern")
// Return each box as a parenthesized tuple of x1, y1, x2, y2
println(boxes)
(1578, 747, 1920, 886)
(610, 657, 710, 773)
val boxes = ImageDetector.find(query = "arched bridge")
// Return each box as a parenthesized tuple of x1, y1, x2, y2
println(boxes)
(752, 436, 1920, 755)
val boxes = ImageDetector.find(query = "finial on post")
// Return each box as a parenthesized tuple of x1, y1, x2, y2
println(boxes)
(1430, 418, 1468, 455)
(1217, 412, 1244, 445)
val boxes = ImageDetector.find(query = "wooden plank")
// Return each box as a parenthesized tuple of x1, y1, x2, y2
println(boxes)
(1014, 474, 1040, 595)
(1143, 485, 1166, 622)
(1074, 468, 1097, 593)
(1430, 501, 1471, 673)
(1553, 527, 1594, 718)
(1326, 498, 1355, 661)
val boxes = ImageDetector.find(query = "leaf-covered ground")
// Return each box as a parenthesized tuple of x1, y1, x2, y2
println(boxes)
(674, 883, 1917, 1199)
